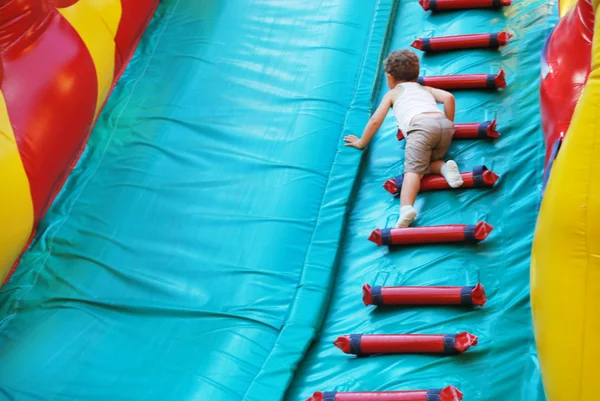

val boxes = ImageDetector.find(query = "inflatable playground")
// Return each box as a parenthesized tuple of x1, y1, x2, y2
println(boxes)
(0, 0, 598, 400)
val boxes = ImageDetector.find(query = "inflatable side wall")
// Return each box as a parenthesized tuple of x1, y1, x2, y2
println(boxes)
(532, 0, 600, 399)
(0, 0, 158, 283)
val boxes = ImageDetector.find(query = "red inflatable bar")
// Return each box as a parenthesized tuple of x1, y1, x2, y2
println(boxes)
(418, 70, 505, 90)
(383, 165, 499, 195)
(412, 32, 512, 52)
(396, 120, 500, 140)
(334, 332, 478, 355)
(454, 120, 500, 139)
(362, 283, 487, 306)
(306, 386, 464, 401)
(369, 221, 493, 246)
(420, 0, 512, 11)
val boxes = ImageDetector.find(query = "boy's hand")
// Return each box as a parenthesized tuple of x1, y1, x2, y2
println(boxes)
(344, 135, 365, 149)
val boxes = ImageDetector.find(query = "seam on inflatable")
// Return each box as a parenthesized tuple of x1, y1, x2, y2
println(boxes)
(2, 1, 176, 327)
(241, 1, 397, 400)
(481, 0, 553, 391)
(577, 77, 600, 400)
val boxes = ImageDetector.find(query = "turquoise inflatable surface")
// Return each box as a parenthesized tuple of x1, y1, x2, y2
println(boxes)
(0, 0, 554, 400)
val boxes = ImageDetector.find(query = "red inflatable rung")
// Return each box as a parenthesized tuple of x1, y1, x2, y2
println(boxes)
(454, 120, 500, 139)
(334, 332, 478, 355)
(418, 70, 505, 90)
(383, 165, 499, 195)
(396, 120, 499, 140)
(368, 221, 493, 246)
(306, 386, 464, 401)
(420, 0, 512, 11)
(411, 32, 512, 52)
(362, 283, 487, 306)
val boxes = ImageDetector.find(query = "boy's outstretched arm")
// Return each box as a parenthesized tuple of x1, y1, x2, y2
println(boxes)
(426, 86, 455, 121)
(344, 92, 393, 149)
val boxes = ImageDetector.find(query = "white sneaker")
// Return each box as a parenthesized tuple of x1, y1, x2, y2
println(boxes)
(441, 160, 464, 188)
(396, 205, 417, 228)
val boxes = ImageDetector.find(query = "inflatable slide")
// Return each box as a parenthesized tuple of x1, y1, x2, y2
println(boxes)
(0, 0, 588, 400)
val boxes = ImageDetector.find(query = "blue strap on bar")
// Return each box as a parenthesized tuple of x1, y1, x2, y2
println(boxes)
(443, 334, 457, 354)
(478, 121, 490, 138)
(489, 32, 499, 47)
(472, 165, 486, 187)
(417, 76, 425, 85)
(422, 37, 432, 51)
(486, 73, 496, 89)
(380, 228, 392, 246)
(464, 225, 476, 242)
(371, 285, 383, 305)
(429, 0, 439, 11)
(461, 286, 474, 305)
(349, 334, 362, 355)
(323, 392, 336, 401)
(427, 389, 442, 401)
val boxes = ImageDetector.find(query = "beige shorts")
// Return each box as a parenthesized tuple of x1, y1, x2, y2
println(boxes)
(404, 115, 455, 175)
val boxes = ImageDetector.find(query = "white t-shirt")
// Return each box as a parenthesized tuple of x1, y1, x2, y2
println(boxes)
(392, 82, 441, 136)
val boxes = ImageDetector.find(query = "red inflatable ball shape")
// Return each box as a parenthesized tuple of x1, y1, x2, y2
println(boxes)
(539, 0, 594, 168)
(418, 70, 505, 90)
(396, 120, 500, 140)
(412, 32, 512, 52)
(306, 386, 464, 401)
(420, 0, 512, 11)
(362, 283, 487, 306)
(334, 332, 478, 355)
(369, 221, 493, 246)
(383, 165, 499, 195)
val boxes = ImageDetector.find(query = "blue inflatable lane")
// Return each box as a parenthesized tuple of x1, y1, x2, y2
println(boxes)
(286, 0, 552, 400)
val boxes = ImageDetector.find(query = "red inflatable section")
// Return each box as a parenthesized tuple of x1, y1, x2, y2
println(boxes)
(0, 0, 158, 280)
(412, 32, 512, 52)
(334, 333, 478, 355)
(383, 166, 499, 195)
(1, 3, 98, 224)
(114, 0, 159, 75)
(396, 120, 500, 140)
(369, 222, 493, 246)
(418, 70, 506, 90)
(540, 0, 594, 167)
(362, 283, 487, 306)
(420, 0, 512, 11)
(306, 386, 464, 401)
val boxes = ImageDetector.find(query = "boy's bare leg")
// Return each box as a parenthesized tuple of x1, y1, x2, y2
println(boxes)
(400, 172, 422, 206)
(396, 172, 421, 228)
(431, 160, 463, 188)
(430, 160, 445, 174)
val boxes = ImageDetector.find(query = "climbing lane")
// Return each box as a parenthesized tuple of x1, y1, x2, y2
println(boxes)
(287, 0, 550, 399)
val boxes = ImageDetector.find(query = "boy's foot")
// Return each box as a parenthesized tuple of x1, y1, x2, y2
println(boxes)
(396, 205, 417, 228)
(441, 160, 464, 188)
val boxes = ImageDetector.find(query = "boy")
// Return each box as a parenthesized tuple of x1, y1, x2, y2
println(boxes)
(344, 49, 463, 228)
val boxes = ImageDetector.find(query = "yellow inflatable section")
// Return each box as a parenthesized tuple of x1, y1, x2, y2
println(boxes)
(0, 93, 34, 284)
(531, 0, 600, 399)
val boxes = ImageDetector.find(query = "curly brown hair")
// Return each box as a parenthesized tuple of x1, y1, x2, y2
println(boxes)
(384, 50, 420, 82)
